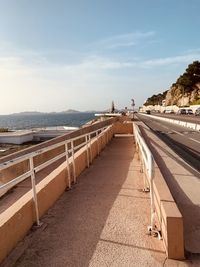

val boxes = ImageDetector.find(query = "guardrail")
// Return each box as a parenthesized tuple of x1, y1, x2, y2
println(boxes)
(140, 113, 200, 131)
(133, 124, 161, 239)
(134, 122, 185, 259)
(0, 125, 112, 226)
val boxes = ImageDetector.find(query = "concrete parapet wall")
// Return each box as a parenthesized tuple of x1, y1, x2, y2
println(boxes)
(0, 125, 115, 264)
(153, 165, 184, 259)
(0, 119, 130, 263)
(135, 122, 184, 259)
(0, 119, 116, 187)
(0, 119, 128, 188)
(0, 118, 118, 164)
(113, 121, 133, 134)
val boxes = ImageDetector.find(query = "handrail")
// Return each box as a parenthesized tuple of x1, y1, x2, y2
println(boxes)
(0, 124, 113, 225)
(0, 117, 118, 164)
(133, 123, 161, 239)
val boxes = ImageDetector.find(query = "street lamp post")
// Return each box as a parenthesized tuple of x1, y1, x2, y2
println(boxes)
(131, 99, 135, 120)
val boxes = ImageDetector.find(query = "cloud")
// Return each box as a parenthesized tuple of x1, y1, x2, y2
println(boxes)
(90, 31, 156, 49)
(70, 56, 136, 70)
(1, 41, 200, 114)
(140, 53, 200, 67)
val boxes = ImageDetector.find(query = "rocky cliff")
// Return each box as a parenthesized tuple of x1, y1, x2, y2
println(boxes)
(144, 61, 200, 107)
(165, 83, 200, 106)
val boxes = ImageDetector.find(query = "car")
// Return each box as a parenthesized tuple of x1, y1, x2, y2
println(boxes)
(177, 109, 186, 115)
(146, 110, 151, 114)
(186, 109, 193, 115)
(165, 109, 175, 114)
(195, 107, 200, 116)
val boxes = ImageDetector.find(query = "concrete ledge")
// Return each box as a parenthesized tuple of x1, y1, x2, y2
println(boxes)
(0, 126, 114, 264)
(0, 120, 133, 263)
(153, 167, 184, 259)
(113, 121, 133, 134)
(135, 121, 185, 260)
(160, 201, 184, 259)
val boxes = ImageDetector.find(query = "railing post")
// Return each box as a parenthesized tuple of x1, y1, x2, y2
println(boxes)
(108, 126, 111, 141)
(97, 130, 101, 155)
(147, 153, 158, 236)
(89, 133, 92, 162)
(111, 124, 114, 137)
(106, 128, 109, 144)
(65, 142, 71, 189)
(29, 157, 40, 226)
(71, 140, 76, 183)
(85, 135, 90, 167)
(134, 124, 161, 239)
(96, 131, 100, 155)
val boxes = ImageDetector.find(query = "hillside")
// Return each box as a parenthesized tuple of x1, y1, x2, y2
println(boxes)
(144, 61, 200, 107)
(61, 109, 80, 113)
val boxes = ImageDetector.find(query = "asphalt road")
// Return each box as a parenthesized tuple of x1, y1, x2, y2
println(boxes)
(137, 114, 200, 173)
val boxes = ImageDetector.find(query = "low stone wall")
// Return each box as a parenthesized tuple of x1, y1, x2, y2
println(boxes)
(0, 118, 132, 188)
(0, 117, 133, 263)
(153, 163, 184, 259)
(136, 122, 184, 259)
(113, 121, 133, 134)
(0, 119, 116, 188)
(0, 117, 118, 164)
(0, 125, 113, 264)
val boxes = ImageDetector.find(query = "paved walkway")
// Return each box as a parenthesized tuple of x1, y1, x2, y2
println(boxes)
(2, 136, 176, 267)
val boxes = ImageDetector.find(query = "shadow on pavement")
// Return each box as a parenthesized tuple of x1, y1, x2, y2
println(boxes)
(141, 126, 200, 258)
(10, 137, 134, 267)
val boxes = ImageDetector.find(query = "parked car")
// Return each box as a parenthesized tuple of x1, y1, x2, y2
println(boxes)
(146, 110, 151, 114)
(186, 109, 193, 115)
(177, 109, 187, 115)
(195, 107, 200, 116)
(164, 109, 175, 114)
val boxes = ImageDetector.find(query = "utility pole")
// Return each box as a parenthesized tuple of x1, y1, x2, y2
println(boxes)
(111, 101, 115, 113)
(131, 98, 135, 120)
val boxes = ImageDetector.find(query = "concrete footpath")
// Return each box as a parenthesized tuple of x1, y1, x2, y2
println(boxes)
(1, 136, 193, 266)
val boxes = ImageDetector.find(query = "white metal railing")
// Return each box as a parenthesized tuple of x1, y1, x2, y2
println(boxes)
(0, 124, 113, 226)
(133, 123, 161, 239)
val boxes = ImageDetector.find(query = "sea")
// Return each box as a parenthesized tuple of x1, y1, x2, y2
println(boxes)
(0, 113, 95, 130)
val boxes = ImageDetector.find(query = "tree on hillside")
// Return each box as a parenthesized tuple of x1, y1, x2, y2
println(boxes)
(144, 61, 200, 106)
(144, 90, 168, 106)
(176, 61, 200, 92)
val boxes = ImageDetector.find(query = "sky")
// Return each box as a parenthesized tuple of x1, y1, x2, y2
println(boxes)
(0, 0, 200, 114)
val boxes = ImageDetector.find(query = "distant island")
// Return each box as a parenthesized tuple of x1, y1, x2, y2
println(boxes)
(7, 109, 100, 116)
(60, 109, 80, 114)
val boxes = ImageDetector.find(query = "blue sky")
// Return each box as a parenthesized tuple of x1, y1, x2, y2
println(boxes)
(0, 0, 200, 114)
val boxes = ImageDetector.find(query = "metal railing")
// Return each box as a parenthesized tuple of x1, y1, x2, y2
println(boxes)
(0, 124, 113, 226)
(133, 123, 161, 239)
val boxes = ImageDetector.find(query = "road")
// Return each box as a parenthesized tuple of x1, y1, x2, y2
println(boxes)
(137, 113, 200, 173)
